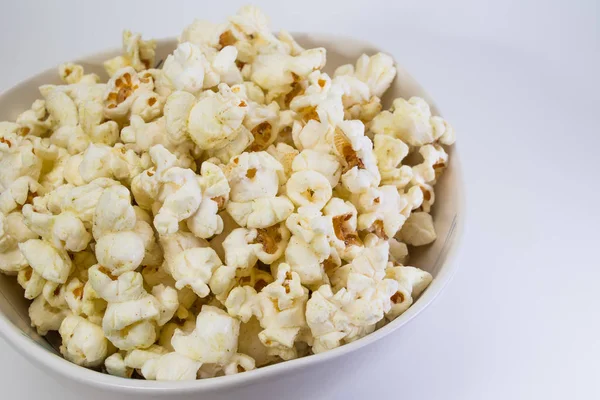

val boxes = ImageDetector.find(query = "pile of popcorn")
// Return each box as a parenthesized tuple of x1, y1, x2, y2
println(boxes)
(0, 6, 455, 381)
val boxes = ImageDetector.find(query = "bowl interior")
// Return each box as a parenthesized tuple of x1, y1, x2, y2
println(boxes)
(0, 34, 462, 388)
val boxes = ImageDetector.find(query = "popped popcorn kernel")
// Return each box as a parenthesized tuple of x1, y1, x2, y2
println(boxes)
(253, 224, 281, 254)
(332, 212, 362, 247)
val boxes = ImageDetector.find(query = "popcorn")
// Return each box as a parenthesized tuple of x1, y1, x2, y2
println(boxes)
(306, 269, 396, 353)
(2, 211, 37, 245)
(63, 278, 107, 324)
(43, 89, 79, 128)
(286, 170, 332, 210)
(224, 151, 282, 203)
(16, 99, 53, 137)
(78, 143, 144, 184)
(104, 353, 132, 378)
(307, 235, 399, 351)
(103, 67, 151, 121)
(411, 143, 449, 186)
(332, 74, 381, 123)
(160, 230, 210, 273)
(388, 238, 409, 265)
(53, 178, 119, 223)
(158, 318, 196, 351)
(164, 91, 196, 145)
(124, 31, 156, 71)
(278, 30, 304, 56)
(59, 315, 109, 367)
(292, 149, 342, 188)
(212, 46, 243, 86)
(170, 247, 222, 298)
(153, 167, 202, 235)
(373, 134, 413, 189)
(241, 82, 266, 105)
(284, 207, 333, 286)
(123, 345, 168, 371)
(38, 152, 69, 195)
(29, 295, 69, 335)
(41, 281, 68, 309)
(385, 265, 432, 319)
(397, 211, 437, 246)
(22, 204, 92, 252)
(58, 63, 84, 84)
(186, 161, 231, 238)
(92, 184, 136, 239)
(305, 285, 351, 352)
(335, 53, 396, 99)
(92, 185, 146, 275)
(17, 267, 46, 299)
(324, 197, 363, 261)
(0, 5, 456, 380)
(88, 266, 145, 303)
(224, 285, 261, 323)
(330, 233, 389, 286)
(416, 182, 435, 213)
(207, 265, 237, 302)
(223, 353, 256, 375)
(18, 239, 72, 284)
(179, 19, 224, 49)
(99, 276, 170, 351)
(135, 145, 203, 235)
(354, 185, 409, 240)
(370, 97, 455, 147)
(263, 262, 305, 311)
(187, 84, 247, 150)
(0, 135, 42, 192)
(221, 227, 261, 270)
(0, 176, 39, 215)
(102, 307, 158, 350)
(206, 125, 254, 164)
(50, 126, 89, 155)
(141, 352, 201, 381)
(151, 284, 179, 326)
(244, 103, 280, 151)
(334, 121, 380, 193)
(172, 305, 240, 365)
(104, 30, 156, 76)
(131, 90, 164, 122)
(253, 223, 290, 265)
(162, 42, 209, 94)
(226, 195, 294, 228)
(228, 5, 275, 44)
(251, 48, 326, 97)
(266, 142, 298, 187)
(238, 266, 274, 292)
(254, 263, 309, 359)
(288, 71, 342, 124)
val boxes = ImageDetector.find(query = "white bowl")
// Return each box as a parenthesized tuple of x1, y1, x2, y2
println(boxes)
(0, 34, 464, 397)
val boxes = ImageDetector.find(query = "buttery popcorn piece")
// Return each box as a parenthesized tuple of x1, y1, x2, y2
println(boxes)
(370, 97, 455, 147)
(141, 352, 202, 381)
(172, 305, 240, 365)
(59, 314, 109, 367)
(385, 265, 432, 319)
(397, 211, 437, 246)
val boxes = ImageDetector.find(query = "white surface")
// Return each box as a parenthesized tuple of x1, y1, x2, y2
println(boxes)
(0, 0, 598, 399)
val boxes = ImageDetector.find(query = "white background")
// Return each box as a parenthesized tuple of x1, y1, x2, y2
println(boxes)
(0, 0, 599, 399)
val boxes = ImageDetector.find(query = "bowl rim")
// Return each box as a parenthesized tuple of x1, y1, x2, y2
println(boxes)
(0, 32, 465, 394)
